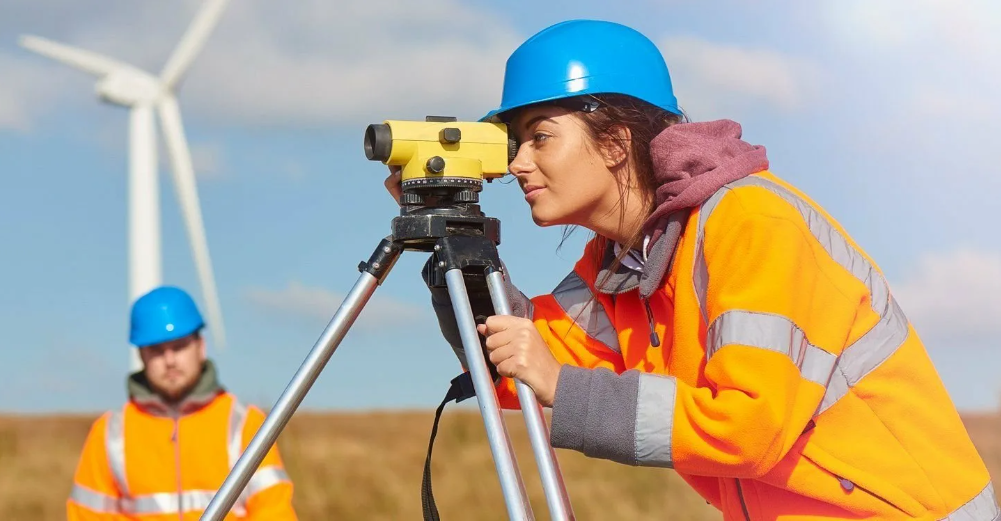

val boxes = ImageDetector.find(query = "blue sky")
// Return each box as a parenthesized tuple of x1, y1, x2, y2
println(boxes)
(2, 0, 999, 414)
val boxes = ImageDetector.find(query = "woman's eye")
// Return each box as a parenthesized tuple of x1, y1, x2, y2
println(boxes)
(533, 132, 549, 143)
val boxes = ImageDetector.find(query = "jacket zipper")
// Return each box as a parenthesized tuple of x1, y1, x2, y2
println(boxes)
(172, 414, 182, 521)
(735, 479, 751, 521)
(643, 298, 661, 347)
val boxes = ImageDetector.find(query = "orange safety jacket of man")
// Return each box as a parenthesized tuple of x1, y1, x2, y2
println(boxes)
(494, 171, 998, 520)
(66, 360, 297, 520)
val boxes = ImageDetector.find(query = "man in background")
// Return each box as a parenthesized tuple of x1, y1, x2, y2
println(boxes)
(67, 285, 297, 520)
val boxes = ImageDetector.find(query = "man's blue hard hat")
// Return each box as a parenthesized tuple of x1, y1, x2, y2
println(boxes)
(129, 285, 205, 348)
(481, 19, 682, 123)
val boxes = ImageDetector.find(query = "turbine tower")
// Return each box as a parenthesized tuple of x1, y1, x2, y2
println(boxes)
(19, 0, 231, 372)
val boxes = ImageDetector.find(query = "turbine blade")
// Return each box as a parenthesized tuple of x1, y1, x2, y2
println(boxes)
(156, 94, 227, 351)
(159, 0, 231, 90)
(18, 35, 135, 77)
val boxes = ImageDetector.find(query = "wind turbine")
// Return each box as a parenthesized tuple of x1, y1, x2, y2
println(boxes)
(19, 0, 231, 372)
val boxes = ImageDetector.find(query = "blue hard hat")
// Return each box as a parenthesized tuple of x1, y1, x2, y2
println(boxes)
(129, 285, 205, 347)
(481, 19, 681, 123)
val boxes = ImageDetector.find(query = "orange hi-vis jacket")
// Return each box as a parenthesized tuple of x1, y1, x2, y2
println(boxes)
(496, 171, 997, 520)
(67, 361, 296, 520)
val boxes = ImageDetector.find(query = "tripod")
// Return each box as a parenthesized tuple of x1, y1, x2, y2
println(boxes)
(200, 187, 575, 520)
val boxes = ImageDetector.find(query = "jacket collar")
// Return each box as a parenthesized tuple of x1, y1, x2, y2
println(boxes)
(127, 359, 225, 417)
(594, 238, 639, 295)
(594, 209, 688, 300)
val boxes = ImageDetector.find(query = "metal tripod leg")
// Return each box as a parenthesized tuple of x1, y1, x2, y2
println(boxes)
(200, 238, 402, 521)
(433, 231, 573, 520)
(443, 269, 535, 520)
(202, 232, 575, 521)
(485, 270, 575, 521)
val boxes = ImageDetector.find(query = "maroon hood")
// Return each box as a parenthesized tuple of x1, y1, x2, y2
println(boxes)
(642, 119, 769, 245)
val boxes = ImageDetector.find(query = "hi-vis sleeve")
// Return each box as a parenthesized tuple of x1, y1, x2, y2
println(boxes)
(547, 185, 873, 478)
(494, 270, 628, 410)
(67, 413, 128, 521)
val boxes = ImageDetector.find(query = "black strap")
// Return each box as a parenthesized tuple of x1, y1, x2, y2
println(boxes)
(422, 372, 476, 521)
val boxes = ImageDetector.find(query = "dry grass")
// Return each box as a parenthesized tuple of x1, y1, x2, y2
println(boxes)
(1, 410, 998, 520)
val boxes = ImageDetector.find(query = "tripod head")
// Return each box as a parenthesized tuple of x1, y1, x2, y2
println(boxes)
(363, 115, 517, 252)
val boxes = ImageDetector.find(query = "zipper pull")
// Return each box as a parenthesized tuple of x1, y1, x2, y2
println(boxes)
(838, 477, 855, 492)
(644, 299, 661, 347)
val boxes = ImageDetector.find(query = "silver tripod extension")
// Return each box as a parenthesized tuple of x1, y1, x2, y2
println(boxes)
(200, 235, 574, 521)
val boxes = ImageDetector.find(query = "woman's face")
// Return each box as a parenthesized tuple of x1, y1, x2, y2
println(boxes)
(508, 105, 623, 229)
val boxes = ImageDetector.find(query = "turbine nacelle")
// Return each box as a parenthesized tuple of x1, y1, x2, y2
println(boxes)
(96, 70, 163, 107)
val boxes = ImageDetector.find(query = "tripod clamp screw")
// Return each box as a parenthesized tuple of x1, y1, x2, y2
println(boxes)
(356, 237, 403, 284)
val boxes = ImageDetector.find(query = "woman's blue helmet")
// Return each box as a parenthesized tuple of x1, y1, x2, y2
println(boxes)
(481, 19, 682, 123)
(129, 285, 205, 348)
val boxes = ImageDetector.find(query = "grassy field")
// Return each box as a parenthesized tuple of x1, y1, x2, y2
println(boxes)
(1, 410, 998, 520)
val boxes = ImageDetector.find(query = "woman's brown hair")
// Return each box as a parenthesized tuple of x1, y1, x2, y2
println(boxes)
(561, 94, 687, 277)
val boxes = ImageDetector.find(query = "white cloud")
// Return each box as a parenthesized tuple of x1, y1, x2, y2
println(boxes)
(809, 0, 1001, 193)
(245, 280, 428, 331)
(821, 0, 1001, 121)
(822, 0, 1000, 55)
(892, 249, 1001, 345)
(907, 85, 994, 122)
(2, 0, 520, 130)
(657, 35, 826, 118)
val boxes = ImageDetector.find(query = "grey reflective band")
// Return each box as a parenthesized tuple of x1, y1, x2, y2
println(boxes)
(228, 399, 252, 512)
(940, 482, 1001, 521)
(247, 465, 292, 496)
(228, 399, 249, 471)
(123, 490, 222, 514)
(69, 484, 119, 513)
(818, 298, 911, 413)
(694, 176, 894, 320)
(633, 373, 677, 467)
(693, 186, 727, 324)
(693, 176, 911, 415)
(707, 310, 838, 388)
(105, 409, 129, 496)
(552, 271, 620, 352)
(118, 472, 293, 515)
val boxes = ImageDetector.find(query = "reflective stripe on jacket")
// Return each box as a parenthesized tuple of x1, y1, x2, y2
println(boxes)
(67, 363, 296, 520)
(497, 170, 998, 520)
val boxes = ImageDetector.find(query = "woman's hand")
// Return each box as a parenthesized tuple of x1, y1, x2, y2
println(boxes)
(383, 165, 402, 205)
(478, 315, 562, 407)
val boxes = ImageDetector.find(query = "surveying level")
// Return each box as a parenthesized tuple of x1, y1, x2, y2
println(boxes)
(202, 116, 575, 521)
(364, 116, 515, 205)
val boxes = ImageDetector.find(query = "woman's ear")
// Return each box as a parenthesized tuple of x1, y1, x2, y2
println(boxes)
(600, 125, 631, 168)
